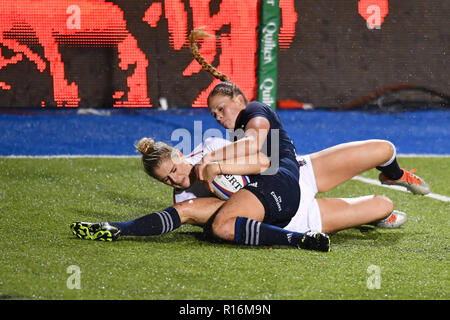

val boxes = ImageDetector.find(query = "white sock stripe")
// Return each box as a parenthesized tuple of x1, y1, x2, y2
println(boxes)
(166, 211, 174, 232)
(250, 220, 261, 245)
(163, 211, 173, 232)
(245, 219, 251, 245)
(157, 211, 172, 234)
(255, 222, 261, 246)
(161, 211, 173, 233)
(155, 212, 166, 233)
(249, 220, 256, 245)
(243, 219, 261, 245)
(252, 220, 258, 245)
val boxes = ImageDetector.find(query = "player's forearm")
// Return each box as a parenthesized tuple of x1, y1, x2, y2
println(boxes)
(218, 153, 270, 175)
(204, 136, 260, 163)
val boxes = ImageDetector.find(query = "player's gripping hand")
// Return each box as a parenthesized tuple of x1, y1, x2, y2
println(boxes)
(195, 159, 221, 193)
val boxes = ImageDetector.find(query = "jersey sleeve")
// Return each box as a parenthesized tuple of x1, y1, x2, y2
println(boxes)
(174, 189, 197, 203)
(241, 102, 272, 123)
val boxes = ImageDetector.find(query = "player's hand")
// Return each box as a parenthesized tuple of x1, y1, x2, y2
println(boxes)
(204, 162, 222, 193)
(195, 161, 221, 193)
(195, 153, 214, 181)
(194, 158, 208, 182)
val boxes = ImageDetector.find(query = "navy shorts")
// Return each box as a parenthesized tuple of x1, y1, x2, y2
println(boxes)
(244, 158, 300, 228)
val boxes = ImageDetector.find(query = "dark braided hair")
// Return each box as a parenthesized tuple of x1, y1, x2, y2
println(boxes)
(189, 28, 248, 106)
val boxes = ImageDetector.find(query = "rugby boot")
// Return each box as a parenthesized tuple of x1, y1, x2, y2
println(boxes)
(298, 231, 330, 252)
(379, 168, 430, 195)
(370, 210, 407, 229)
(70, 221, 121, 241)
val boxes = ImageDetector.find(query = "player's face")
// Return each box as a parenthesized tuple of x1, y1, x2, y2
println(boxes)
(153, 155, 193, 190)
(208, 94, 246, 129)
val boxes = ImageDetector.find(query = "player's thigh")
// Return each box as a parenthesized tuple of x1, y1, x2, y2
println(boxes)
(212, 189, 265, 240)
(310, 139, 393, 193)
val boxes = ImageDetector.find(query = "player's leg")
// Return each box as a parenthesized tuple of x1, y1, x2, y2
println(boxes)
(70, 197, 224, 241)
(210, 189, 329, 251)
(174, 197, 225, 225)
(317, 195, 406, 234)
(310, 140, 394, 192)
(210, 189, 265, 241)
(310, 139, 429, 194)
(110, 197, 224, 235)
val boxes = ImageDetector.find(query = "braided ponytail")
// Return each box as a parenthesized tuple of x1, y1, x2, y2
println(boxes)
(189, 27, 248, 105)
(189, 27, 229, 81)
(189, 28, 248, 106)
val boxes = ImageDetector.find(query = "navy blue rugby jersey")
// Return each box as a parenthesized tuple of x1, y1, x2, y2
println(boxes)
(232, 101, 298, 171)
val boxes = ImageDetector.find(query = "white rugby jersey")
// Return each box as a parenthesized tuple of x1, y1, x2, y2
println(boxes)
(173, 137, 231, 203)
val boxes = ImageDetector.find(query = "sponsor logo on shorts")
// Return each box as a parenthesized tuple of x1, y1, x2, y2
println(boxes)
(270, 191, 282, 212)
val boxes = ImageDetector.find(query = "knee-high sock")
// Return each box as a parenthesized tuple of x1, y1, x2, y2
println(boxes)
(376, 142, 403, 180)
(111, 207, 181, 236)
(234, 217, 304, 247)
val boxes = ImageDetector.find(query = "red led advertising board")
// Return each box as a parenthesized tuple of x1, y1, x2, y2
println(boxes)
(0, 1, 447, 108)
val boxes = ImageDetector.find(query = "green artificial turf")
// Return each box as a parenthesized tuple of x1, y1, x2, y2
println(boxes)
(0, 157, 448, 300)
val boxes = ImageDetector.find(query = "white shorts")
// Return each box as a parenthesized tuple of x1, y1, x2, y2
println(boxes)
(283, 155, 322, 233)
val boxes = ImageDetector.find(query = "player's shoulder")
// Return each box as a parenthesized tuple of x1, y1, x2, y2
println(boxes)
(242, 101, 275, 121)
(246, 101, 272, 113)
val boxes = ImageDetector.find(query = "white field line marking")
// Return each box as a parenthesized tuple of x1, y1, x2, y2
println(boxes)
(2, 155, 449, 202)
(352, 176, 450, 203)
(397, 154, 450, 158)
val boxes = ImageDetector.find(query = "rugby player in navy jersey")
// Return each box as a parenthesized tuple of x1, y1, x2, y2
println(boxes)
(188, 28, 427, 251)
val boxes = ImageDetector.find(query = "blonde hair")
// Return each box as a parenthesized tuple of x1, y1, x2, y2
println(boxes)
(136, 137, 177, 178)
(189, 28, 248, 106)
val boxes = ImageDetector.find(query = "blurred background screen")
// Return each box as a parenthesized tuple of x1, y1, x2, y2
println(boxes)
(0, 0, 448, 109)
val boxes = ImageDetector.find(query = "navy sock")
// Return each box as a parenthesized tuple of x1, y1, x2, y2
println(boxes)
(111, 207, 181, 236)
(234, 217, 304, 247)
(376, 159, 403, 180)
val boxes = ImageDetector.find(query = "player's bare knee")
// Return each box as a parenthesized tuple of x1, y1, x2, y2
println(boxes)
(379, 140, 396, 163)
(373, 195, 394, 217)
(369, 139, 394, 163)
(172, 201, 191, 223)
(211, 215, 235, 241)
(173, 201, 186, 214)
